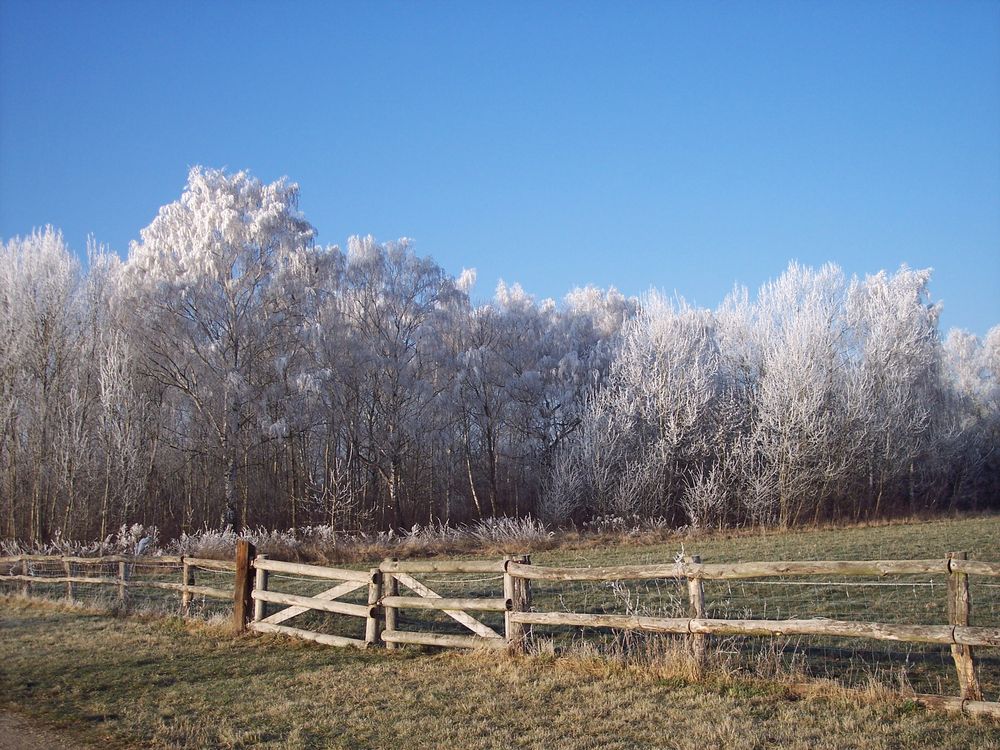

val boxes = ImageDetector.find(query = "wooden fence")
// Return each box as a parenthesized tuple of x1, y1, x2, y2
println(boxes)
(0, 554, 235, 612)
(3, 545, 999, 718)
(233, 543, 1000, 717)
(504, 552, 1000, 710)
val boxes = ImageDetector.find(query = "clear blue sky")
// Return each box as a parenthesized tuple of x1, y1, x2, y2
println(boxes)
(2, 1, 998, 333)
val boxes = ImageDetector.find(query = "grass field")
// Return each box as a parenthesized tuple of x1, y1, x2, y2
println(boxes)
(1, 516, 999, 748)
(2, 597, 1000, 750)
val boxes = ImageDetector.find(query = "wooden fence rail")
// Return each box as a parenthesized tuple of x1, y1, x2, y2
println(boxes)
(505, 611, 1000, 647)
(503, 558, 968, 581)
(251, 558, 375, 583)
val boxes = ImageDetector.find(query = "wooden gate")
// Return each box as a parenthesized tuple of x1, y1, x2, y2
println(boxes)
(243, 550, 531, 651)
(249, 556, 381, 649)
(379, 558, 514, 650)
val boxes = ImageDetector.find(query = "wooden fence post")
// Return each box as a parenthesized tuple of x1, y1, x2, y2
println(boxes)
(504, 554, 530, 653)
(506, 554, 531, 653)
(253, 554, 269, 623)
(520, 554, 532, 612)
(948, 551, 982, 700)
(118, 559, 127, 602)
(180, 556, 195, 614)
(686, 555, 706, 672)
(233, 540, 256, 632)
(63, 559, 73, 600)
(20, 557, 29, 597)
(503, 554, 517, 649)
(383, 558, 398, 650)
(365, 568, 383, 645)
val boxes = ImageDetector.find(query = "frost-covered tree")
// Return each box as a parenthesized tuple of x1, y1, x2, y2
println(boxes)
(336, 236, 467, 528)
(547, 262, 994, 529)
(748, 263, 855, 525)
(943, 325, 1000, 508)
(2, 170, 997, 543)
(843, 268, 947, 517)
(122, 167, 317, 528)
(545, 294, 729, 525)
(0, 228, 91, 539)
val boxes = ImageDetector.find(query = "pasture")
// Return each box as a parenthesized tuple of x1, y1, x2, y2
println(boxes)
(1, 516, 999, 748)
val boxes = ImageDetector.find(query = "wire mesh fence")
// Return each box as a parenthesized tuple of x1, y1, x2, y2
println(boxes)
(521, 565, 1000, 700)
(0, 555, 235, 621)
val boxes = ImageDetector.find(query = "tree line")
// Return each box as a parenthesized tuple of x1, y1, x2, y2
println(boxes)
(1, 167, 996, 542)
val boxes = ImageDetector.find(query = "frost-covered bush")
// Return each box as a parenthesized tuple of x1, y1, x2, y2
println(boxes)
(0, 524, 161, 557)
(17, 518, 553, 564)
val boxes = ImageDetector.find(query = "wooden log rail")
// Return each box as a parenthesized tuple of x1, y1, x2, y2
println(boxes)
(380, 596, 511, 612)
(949, 559, 1000, 577)
(504, 558, 974, 582)
(0, 554, 184, 565)
(251, 589, 374, 618)
(252, 621, 369, 649)
(252, 558, 376, 583)
(507, 611, 1000, 647)
(378, 559, 508, 574)
(0, 554, 235, 572)
(0, 575, 233, 600)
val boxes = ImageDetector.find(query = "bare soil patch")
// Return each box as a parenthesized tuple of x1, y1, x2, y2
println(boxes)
(0, 710, 89, 750)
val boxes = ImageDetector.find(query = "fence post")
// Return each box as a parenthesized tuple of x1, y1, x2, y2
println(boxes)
(503, 554, 517, 649)
(520, 554, 532, 612)
(365, 568, 383, 646)
(20, 557, 29, 597)
(947, 551, 982, 700)
(508, 554, 531, 653)
(118, 559, 127, 602)
(63, 558, 73, 600)
(504, 554, 530, 653)
(253, 554, 269, 623)
(686, 555, 706, 672)
(383, 558, 398, 650)
(180, 556, 195, 614)
(233, 540, 256, 633)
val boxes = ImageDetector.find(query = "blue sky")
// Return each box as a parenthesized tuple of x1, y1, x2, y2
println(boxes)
(1, 1, 998, 333)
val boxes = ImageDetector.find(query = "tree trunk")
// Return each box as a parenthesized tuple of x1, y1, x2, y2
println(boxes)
(223, 452, 238, 530)
(466, 449, 483, 520)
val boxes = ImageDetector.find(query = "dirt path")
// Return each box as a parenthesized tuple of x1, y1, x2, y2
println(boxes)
(0, 711, 89, 750)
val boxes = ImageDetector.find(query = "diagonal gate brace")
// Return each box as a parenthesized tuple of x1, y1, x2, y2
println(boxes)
(261, 580, 367, 625)
(392, 572, 502, 639)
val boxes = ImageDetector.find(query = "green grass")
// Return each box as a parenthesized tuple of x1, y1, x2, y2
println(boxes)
(538, 514, 1000, 565)
(1, 597, 999, 750)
